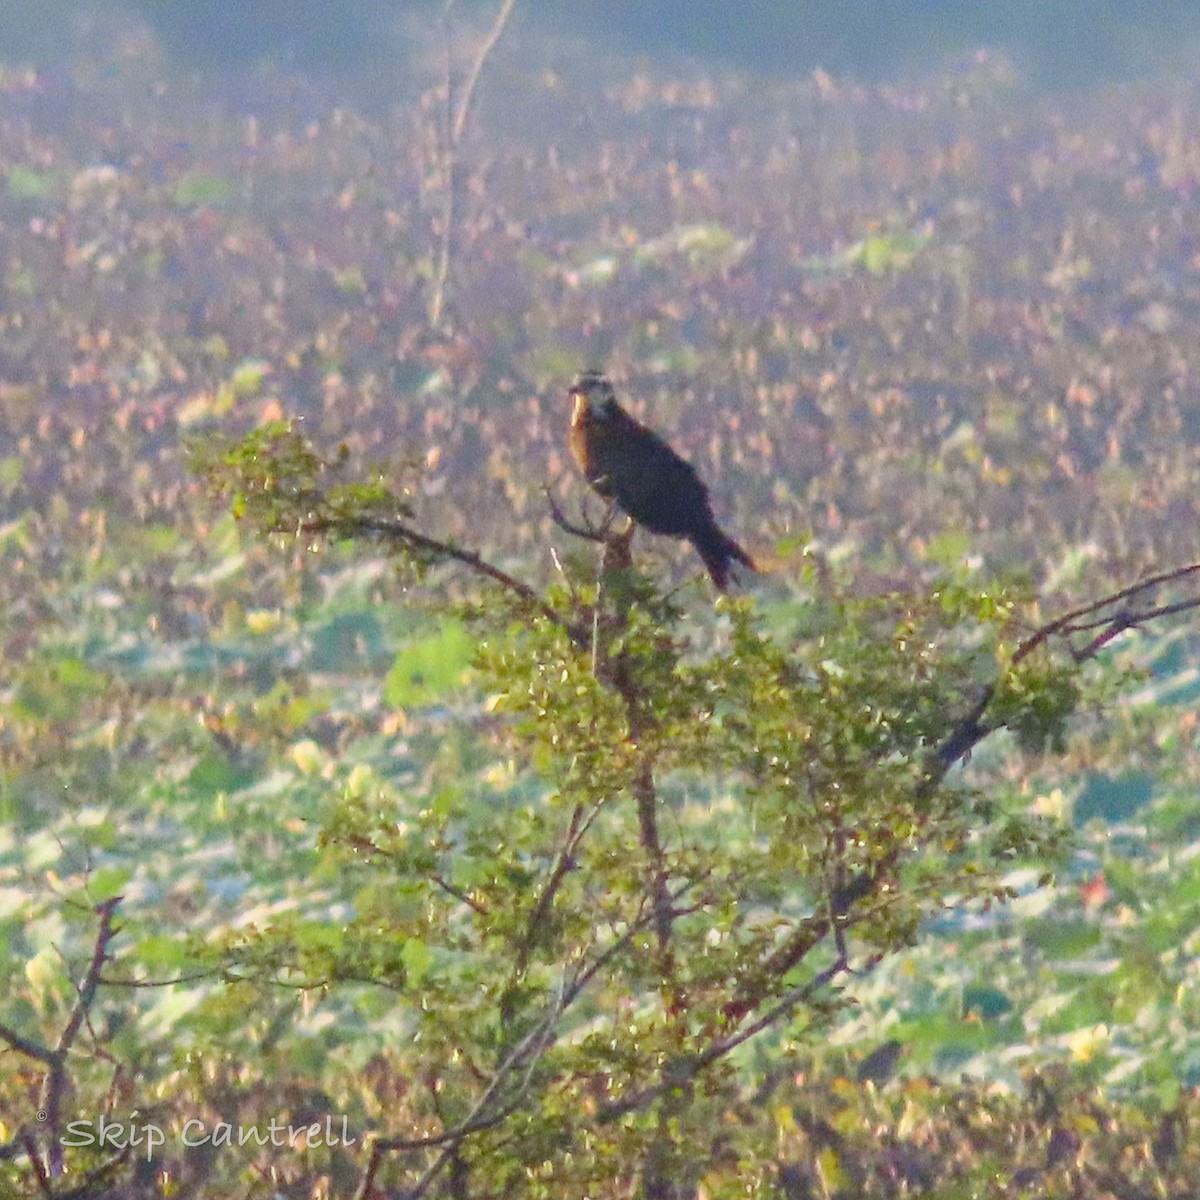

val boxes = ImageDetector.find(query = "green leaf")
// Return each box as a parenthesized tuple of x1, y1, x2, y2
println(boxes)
(86, 866, 130, 902)
(401, 937, 432, 985)
(383, 621, 475, 708)
(134, 935, 191, 972)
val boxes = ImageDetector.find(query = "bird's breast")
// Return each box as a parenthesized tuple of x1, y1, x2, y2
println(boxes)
(568, 415, 620, 497)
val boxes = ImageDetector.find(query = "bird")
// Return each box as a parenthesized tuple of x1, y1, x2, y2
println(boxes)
(567, 370, 755, 590)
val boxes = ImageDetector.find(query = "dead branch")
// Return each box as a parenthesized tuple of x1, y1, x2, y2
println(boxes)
(428, 0, 518, 329)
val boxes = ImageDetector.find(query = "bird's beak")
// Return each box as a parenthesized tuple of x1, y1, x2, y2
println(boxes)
(569, 390, 588, 427)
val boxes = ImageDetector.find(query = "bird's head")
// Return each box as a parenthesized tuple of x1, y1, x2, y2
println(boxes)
(569, 370, 619, 427)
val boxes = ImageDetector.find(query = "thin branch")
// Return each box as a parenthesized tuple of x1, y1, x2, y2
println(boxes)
(42, 897, 121, 1178)
(785, 559, 1200, 1040)
(54, 898, 121, 1061)
(631, 754, 681, 1004)
(51, 1144, 133, 1200)
(428, 5, 458, 331)
(928, 560, 1200, 787)
(432, 873, 490, 916)
(596, 949, 857, 1125)
(0, 1022, 57, 1064)
(350, 884, 691, 1198)
(0, 899, 123, 1186)
(562, 879, 704, 1010)
(544, 486, 609, 543)
(452, 0, 518, 144)
(298, 512, 576, 638)
(355, 978, 564, 1200)
(1010, 561, 1200, 666)
(722, 912, 832, 1024)
(513, 799, 605, 977)
(96, 969, 229, 988)
(21, 1134, 51, 1196)
(351, 1140, 385, 1200)
(709, 952, 868, 1062)
(427, 0, 517, 328)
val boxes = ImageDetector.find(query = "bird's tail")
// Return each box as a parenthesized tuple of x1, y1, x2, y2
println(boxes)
(690, 525, 756, 591)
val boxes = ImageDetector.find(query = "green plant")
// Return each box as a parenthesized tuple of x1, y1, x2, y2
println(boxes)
(171, 426, 1200, 1195)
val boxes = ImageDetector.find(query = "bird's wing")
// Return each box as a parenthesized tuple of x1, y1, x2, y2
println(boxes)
(597, 415, 713, 535)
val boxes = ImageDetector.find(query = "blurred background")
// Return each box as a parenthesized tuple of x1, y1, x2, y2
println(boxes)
(3, 0, 1200, 90)
(6, 0, 1200, 1177)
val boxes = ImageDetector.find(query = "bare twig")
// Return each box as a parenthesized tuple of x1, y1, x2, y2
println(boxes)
(931, 560, 1200, 786)
(428, 0, 517, 329)
(1011, 561, 1200, 667)
(512, 799, 605, 978)
(451, 0, 518, 145)
(0, 898, 123, 1185)
(544, 485, 610, 543)
(296, 511, 577, 638)
(597, 949, 858, 1125)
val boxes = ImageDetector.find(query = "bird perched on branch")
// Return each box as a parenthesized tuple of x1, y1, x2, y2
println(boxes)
(567, 370, 755, 590)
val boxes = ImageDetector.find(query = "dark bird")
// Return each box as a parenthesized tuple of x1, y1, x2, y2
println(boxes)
(567, 370, 755, 590)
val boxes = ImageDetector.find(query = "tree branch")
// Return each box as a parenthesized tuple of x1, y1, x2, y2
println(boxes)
(353, 976, 563, 1199)
(512, 799, 605, 978)
(296, 512, 582, 642)
(0, 898, 123, 1186)
(349, 884, 695, 1198)
(428, 0, 517, 328)
(727, 563, 1200, 1034)
(597, 948, 857, 1125)
(1011, 561, 1200, 667)
(929, 559, 1200, 788)
(452, 0, 517, 145)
